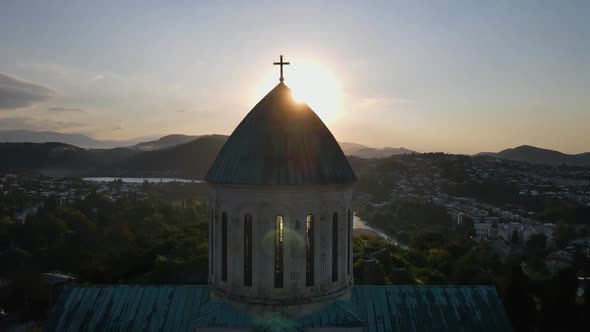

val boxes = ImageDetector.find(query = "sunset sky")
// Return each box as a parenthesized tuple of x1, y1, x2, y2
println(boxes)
(1, 1, 589, 154)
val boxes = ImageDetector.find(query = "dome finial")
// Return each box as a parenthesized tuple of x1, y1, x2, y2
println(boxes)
(273, 55, 290, 82)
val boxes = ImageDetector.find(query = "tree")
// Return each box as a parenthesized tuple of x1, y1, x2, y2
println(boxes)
(504, 265, 536, 332)
(526, 234, 548, 252)
(355, 259, 385, 284)
(511, 230, 520, 244)
(538, 268, 578, 332)
(425, 248, 452, 273)
(554, 224, 576, 248)
(450, 252, 493, 285)
(412, 267, 447, 284)
(411, 230, 445, 251)
(389, 268, 415, 284)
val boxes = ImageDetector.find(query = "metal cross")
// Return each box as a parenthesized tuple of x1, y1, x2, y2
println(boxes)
(273, 55, 290, 82)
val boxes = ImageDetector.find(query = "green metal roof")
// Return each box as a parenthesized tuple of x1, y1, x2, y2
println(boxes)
(45, 285, 511, 331)
(44, 285, 210, 332)
(205, 82, 357, 185)
(351, 285, 512, 332)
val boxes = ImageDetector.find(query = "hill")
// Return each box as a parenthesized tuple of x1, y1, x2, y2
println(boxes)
(480, 145, 590, 165)
(129, 134, 203, 151)
(0, 130, 150, 149)
(1, 130, 409, 158)
(117, 135, 228, 178)
(0, 135, 228, 179)
(0, 142, 139, 176)
(339, 142, 414, 158)
(0, 135, 413, 179)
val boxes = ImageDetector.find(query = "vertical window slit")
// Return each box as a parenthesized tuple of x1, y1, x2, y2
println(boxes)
(306, 214, 314, 287)
(348, 209, 351, 276)
(221, 212, 228, 282)
(274, 215, 284, 288)
(332, 212, 338, 282)
(244, 214, 252, 286)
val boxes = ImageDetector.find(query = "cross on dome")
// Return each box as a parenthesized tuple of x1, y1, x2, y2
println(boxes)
(273, 55, 290, 82)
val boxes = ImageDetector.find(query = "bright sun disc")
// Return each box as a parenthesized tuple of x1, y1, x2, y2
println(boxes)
(288, 62, 341, 121)
(254, 60, 342, 121)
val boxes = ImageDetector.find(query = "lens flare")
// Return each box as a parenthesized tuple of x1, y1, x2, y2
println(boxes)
(253, 60, 342, 122)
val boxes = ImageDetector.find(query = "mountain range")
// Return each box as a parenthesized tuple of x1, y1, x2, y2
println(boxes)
(1, 131, 589, 179)
(339, 142, 414, 159)
(129, 134, 202, 151)
(0, 136, 226, 179)
(0, 130, 414, 158)
(0, 130, 154, 149)
(0, 131, 414, 178)
(478, 145, 590, 166)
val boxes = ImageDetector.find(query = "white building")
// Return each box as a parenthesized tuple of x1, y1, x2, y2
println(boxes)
(499, 222, 522, 242)
(473, 217, 500, 240)
(449, 205, 488, 225)
(521, 224, 555, 248)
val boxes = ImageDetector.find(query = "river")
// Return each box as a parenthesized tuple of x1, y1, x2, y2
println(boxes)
(83, 177, 202, 183)
(353, 214, 407, 248)
(82, 177, 403, 245)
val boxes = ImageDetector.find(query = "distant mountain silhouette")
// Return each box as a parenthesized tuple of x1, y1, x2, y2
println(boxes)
(0, 130, 151, 149)
(339, 142, 414, 158)
(0, 142, 138, 176)
(118, 135, 228, 178)
(478, 145, 590, 165)
(0, 133, 415, 178)
(129, 134, 202, 151)
(0, 135, 227, 179)
(1, 130, 410, 158)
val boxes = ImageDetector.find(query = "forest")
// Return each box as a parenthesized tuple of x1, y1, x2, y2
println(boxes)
(1, 179, 589, 331)
(0, 189, 209, 321)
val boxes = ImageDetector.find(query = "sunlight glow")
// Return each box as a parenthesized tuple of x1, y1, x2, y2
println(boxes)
(253, 60, 342, 121)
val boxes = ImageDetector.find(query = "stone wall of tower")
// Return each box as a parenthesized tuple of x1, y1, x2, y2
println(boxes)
(208, 184, 354, 307)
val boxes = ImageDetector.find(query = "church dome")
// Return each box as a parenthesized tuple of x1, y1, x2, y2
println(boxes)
(205, 82, 357, 185)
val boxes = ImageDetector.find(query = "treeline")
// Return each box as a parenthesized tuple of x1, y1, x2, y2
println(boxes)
(356, 201, 452, 245)
(0, 194, 209, 319)
(352, 232, 590, 331)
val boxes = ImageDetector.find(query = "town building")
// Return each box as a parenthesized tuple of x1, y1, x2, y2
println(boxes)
(474, 219, 499, 240)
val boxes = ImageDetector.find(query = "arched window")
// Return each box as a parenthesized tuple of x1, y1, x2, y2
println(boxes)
(274, 215, 284, 288)
(244, 214, 252, 286)
(221, 212, 228, 282)
(348, 209, 352, 276)
(332, 212, 338, 282)
(210, 208, 214, 277)
(306, 214, 314, 287)
(213, 210, 218, 278)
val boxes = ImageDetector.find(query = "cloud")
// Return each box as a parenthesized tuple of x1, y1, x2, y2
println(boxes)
(48, 107, 85, 113)
(0, 116, 30, 129)
(56, 120, 89, 128)
(111, 120, 125, 131)
(175, 109, 213, 115)
(89, 74, 104, 83)
(0, 116, 88, 131)
(0, 72, 55, 110)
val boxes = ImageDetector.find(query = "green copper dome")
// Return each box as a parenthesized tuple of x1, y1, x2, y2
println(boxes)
(205, 82, 357, 185)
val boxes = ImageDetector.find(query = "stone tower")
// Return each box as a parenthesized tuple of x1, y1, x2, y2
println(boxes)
(205, 65, 357, 314)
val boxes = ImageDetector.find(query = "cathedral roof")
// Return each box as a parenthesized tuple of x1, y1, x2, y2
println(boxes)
(45, 285, 512, 331)
(205, 82, 357, 185)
